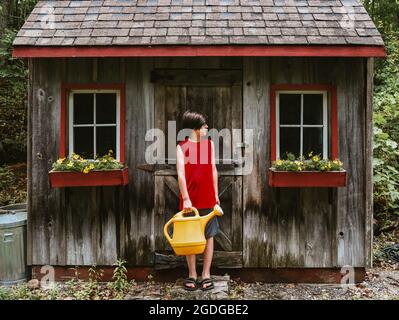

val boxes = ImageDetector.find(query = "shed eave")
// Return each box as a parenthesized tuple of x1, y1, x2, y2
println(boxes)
(12, 45, 386, 58)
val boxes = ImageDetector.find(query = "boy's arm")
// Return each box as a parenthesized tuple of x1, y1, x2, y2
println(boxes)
(176, 145, 191, 209)
(211, 140, 220, 204)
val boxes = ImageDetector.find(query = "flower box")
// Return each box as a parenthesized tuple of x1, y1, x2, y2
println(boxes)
(49, 167, 129, 188)
(268, 168, 347, 187)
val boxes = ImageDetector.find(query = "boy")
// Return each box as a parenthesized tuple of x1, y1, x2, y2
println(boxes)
(176, 110, 220, 291)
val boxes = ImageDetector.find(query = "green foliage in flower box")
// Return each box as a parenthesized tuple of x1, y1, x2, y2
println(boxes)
(271, 152, 344, 172)
(51, 150, 124, 174)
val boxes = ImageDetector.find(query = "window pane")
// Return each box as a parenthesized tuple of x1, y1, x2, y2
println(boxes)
(279, 94, 301, 125)
(74, 127, 94, 159)
(303, 127, 323, 157)
(303, 94, 323, 125)
(279, 127, 300, 159)
(96, 126, 116, 158)
(96, 93, 117, 124)
(73, 94, 94, 124)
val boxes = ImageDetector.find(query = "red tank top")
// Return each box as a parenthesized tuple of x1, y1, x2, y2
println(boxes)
(178, 138, 216, 210)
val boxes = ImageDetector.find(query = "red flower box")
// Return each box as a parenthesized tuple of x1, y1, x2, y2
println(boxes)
(268, 168, 347, 187)
(49, 167, 129, 188)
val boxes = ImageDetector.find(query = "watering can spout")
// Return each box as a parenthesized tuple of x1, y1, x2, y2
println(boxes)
(200, 204, 224, 230)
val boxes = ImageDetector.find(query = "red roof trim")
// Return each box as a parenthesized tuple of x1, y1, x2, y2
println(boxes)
(13, 45, 386, 58)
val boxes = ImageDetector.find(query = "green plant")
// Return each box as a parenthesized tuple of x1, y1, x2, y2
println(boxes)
(108, 258, 129, 299)
(372, 33, 399, 218)
(271, 152, 344, 172)
(51, 150, 124, 173)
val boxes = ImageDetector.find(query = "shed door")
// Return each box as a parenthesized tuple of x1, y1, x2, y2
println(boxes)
(151, 69, 243, 269)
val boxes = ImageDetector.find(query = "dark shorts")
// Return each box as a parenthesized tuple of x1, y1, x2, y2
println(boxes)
(198, 208, 221, 239)
(169, 208, 221, 240)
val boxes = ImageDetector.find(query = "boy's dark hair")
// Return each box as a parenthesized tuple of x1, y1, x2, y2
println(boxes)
(181, 110, 207, 130)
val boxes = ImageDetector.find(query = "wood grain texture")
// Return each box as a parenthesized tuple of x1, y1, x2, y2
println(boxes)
(28, 56, 371, 269)
(243, 57, 368, 267)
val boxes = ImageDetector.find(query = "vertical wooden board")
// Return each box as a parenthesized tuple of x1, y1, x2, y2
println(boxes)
(232, 176, 243, 251)
(66, 58, 92, 83)
(96, 187, 118, 265)
(243, 57, 271, 267)
(30, 59, 51, 265)
(163, 177, 180, 249)
(97, 58, 121, 83)
(271, 188, 303, 267)
(186, 86, 214, 128)
(270, 57, 305, 83)
(301, 188, 334, 267)
(124, 58, 155, 266)
(154, 175, 166, 250)
(165, 86, 186, 146)
(216, 177, 234, 246)
(46, 58, 67, 266)
(27, 59, 33, 265)
(336, 58, 366, 267)
(65, 187, 96, 265)
(231, 85, 243, 251)
(213, 86, 232, 161)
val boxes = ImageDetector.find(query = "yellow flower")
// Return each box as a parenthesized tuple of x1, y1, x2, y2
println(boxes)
(67, 162, 73, 167)
(89, 163, 95, 170)
(312, 155, 320, 162)
(83, 167, 90, 174)
(308, 151, 314, 157)
(276, 160, 283, 166)
(56, 158, 65, 165)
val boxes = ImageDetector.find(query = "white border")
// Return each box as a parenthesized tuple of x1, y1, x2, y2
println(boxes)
(276, 90, 328, 160)
(69, 90, 120, 161)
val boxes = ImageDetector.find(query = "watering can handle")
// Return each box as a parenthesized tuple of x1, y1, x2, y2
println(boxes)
(178, 207, 199, 218)
(163, 218, 173, 243)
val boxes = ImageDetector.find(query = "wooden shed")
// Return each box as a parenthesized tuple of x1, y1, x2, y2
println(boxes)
(13, 0, 385, 283)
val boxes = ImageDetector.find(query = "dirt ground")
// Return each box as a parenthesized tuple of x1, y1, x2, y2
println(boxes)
(122, 267, 399, 300)
(1, 266, 397, 300)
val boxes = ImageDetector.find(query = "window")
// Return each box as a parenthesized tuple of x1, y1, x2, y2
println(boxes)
(271, 85, 338, 161)
(61, 84, 125, 163)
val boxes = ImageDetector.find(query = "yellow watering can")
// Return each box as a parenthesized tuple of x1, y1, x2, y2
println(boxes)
(163, 205, 224, 256)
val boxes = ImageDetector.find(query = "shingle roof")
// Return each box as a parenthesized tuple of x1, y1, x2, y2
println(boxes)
(13, 0, 384, 47)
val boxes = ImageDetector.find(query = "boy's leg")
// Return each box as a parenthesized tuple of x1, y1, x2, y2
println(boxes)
(201, 237, 214, 287)
(185, 255, 197, 288)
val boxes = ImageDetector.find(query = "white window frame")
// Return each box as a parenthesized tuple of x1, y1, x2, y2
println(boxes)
(276, 90, 328, 160)
(68, 89, 121, 161)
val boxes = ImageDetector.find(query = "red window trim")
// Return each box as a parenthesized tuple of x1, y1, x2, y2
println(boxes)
(60, 83, 126, 163)
(270, 84, 338, 162)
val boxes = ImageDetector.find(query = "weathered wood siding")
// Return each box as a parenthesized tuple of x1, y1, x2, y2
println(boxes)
(243, 57, 370, 268)
(28, 57, 371, 268)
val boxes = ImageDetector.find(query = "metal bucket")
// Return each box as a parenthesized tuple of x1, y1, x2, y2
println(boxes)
(0, 203, 28, 286)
